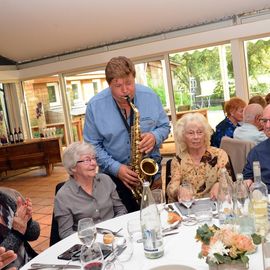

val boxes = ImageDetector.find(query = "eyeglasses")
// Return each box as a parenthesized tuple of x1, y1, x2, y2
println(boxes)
(260, 118, 270, 124)
(185, 130, 204, 137)
(77, 157, 96, 164)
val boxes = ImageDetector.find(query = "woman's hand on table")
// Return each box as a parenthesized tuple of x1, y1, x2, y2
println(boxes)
(210, 182, 219, 200)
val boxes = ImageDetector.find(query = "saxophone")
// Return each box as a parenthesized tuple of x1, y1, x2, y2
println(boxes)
(126, 96, 159, 204)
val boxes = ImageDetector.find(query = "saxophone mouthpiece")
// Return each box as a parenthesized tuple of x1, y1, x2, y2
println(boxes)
(125, 95, 130, 102)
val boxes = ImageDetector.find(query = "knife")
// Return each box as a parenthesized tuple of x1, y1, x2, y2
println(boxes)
(30, 263, 81, 269)
(96, 227, 123, 236)
(136, 231, 179, 243)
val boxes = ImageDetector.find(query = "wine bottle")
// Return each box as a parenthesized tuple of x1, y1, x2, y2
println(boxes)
(18, 127, 24, 142)
(14, 128, 19, 143)
(9, 131, 14, 144)
(217, 168, 234, 225)
(140, 181, 164, 259)
(250, 161, 269, 237)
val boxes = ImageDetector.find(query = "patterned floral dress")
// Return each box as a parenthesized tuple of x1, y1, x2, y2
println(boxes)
(166, 146, 232, 203)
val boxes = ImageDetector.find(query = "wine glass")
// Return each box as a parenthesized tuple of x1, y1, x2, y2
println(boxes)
(178, 181, 197, 226)
(78, 218, 97, 247)
(80, 243, 104, 270)
(152, 189, 165, 212)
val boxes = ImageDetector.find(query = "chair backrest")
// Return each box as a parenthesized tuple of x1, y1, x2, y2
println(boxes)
(165, 158, 172, 203)
(49, 181, 65, 246)
(220, 137, 255, 175)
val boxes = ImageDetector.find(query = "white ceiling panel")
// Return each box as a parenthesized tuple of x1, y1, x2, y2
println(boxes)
(0, 0, 270, 63)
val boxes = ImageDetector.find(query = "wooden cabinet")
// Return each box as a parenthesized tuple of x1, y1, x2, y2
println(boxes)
(0, 137, 62, 176)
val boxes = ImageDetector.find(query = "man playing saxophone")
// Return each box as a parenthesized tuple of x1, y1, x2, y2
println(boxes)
(84, 56, 170, 212)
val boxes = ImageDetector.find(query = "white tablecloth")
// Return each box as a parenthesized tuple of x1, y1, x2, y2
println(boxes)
(21, 210, 265, 270)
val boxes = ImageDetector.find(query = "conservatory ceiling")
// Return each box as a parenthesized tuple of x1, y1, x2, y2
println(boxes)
(0, 0, 270, 65)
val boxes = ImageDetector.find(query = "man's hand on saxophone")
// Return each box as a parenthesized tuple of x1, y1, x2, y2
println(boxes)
(117, 164, 140, 189)
(139, 132, 156, 154)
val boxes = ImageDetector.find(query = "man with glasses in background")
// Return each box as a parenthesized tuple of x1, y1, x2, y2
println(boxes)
(243, 104, 270, 192)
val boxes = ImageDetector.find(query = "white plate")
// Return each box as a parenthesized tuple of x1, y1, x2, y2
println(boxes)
(160, 210, 181, 231)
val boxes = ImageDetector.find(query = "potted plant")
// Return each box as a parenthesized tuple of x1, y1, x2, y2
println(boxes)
(195, 224, 261, 270)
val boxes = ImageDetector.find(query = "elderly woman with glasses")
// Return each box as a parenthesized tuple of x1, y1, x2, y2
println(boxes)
(54, 141, 127, 240)
(166, 113, 233, 203)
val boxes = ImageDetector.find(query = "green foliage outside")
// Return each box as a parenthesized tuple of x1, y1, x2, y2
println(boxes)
(163, 38, 270, 108)
(169, 46, 235, 108)
(146, 73, 167, 106)
(246, 39, 270, 95)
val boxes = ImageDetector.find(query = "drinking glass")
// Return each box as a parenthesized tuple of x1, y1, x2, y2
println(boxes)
(80, 243, 104, 270)
(112, 237, 133, 263)
(178, 181, 197, 226)
(127, 219, 141, 242)
(152, 189, 165, 212)
(78, 217, 97, 247)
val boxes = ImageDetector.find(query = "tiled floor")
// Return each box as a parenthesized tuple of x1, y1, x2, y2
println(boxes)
(0, 165, 68, 253)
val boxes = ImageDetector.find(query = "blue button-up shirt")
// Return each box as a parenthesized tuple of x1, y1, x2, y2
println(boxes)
(83, 84, 170, 178)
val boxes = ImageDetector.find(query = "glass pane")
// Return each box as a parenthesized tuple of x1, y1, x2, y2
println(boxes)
(135, 60, 168, 108)
(169, 44, 235, 129)
(64, 70, 107, 142)
(245, 36, 270, 98)
(23, 76, 67, 145)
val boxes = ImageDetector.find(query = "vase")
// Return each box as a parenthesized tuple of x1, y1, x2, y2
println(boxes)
(209, 262, 248, 270)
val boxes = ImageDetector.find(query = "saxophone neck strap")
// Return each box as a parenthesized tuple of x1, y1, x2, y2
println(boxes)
(114, 98, 134, 136)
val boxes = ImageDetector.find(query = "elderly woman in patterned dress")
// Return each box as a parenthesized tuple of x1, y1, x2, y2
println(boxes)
(166, 113, 232, 203)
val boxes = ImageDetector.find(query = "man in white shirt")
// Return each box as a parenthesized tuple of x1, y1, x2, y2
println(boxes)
(234, 103, 267, 144)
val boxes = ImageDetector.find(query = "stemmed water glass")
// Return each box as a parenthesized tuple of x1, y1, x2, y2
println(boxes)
(151, 189, 166, 212)
(78, 217, 97, 247)
(178, 181, 197, 226)
(80, 242, 104, 270)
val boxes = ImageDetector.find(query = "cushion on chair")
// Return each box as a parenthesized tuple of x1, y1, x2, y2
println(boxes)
(220, 137, 255, 175)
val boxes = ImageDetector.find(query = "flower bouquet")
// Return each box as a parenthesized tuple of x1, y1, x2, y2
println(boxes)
(195, 224, 261, 270)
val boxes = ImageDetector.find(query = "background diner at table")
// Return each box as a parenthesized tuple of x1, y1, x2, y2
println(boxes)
(211, 97, 246, 148)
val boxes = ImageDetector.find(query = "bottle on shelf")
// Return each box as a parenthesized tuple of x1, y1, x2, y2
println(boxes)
(9, 130, 14, 144)
(18, 127, 24, 142)
(13, 128, 19, 143)
(217, 168, 234, 225)
(140, 181, 164, 259)
(250, 161, 269, 237)
(234, 173, 255, 235)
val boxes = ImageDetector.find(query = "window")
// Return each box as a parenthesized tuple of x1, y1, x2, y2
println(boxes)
(47, 83, 61, 107)
(244, 36, 270, 97)
(71, 81, 83, 104)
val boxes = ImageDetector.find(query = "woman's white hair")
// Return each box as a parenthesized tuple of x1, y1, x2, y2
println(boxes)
(62, 141, 96, 175)
(174, 112, 213, 153)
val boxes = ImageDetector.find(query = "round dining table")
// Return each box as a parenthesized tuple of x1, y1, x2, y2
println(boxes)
(21, 207, 265, 270)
